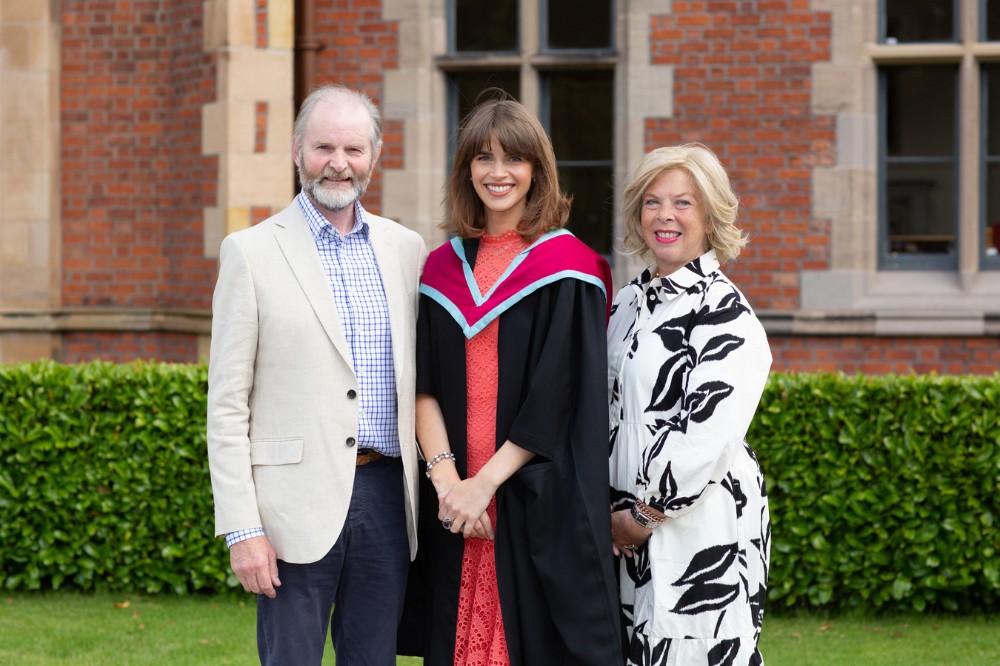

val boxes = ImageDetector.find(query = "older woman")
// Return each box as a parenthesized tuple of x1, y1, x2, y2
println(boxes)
(608, 144, 772, 665)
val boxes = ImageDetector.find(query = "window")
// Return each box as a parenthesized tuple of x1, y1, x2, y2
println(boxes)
(442, 0, 618, 255)
(880, 65, 957, 268)
(453, 0, 518, 53)
(883, 0, 955, 43)
(875, 0, 999, 270)
(988, 0, 1000, 41)
(985, 64, 1000, 262)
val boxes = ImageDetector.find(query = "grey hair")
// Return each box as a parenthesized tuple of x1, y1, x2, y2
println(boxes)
(292, 84, 383, 153)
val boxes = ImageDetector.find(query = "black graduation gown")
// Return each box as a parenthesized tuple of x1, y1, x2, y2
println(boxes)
(398, 238, 624, 666)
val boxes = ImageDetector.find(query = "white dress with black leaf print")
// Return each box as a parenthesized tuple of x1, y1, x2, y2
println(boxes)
(608, 250, 772, 666)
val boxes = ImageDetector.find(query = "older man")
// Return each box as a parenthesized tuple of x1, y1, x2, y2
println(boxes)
(207, 84, 427, 665)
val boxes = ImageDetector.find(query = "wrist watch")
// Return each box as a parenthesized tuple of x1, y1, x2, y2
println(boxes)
(630, 501, 663, 529)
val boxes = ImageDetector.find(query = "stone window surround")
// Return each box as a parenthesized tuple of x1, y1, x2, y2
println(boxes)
(801, 0, 1000, 337)
(379, 0, 658, 288)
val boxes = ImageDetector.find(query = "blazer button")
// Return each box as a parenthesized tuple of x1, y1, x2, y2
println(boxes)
(347, 389, 357, 399)
(346, 437, 356, 447)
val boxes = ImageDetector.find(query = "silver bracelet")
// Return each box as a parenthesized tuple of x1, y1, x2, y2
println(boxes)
(424, 451, 456, 478)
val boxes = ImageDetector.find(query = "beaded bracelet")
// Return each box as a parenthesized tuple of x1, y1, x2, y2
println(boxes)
(424, 451, 457, 478)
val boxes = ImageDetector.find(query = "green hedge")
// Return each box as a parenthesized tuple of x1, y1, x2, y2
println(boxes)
(0, 360, 225, 595)
(750, 372, 1000, 614)
(1, 362, 998, 613)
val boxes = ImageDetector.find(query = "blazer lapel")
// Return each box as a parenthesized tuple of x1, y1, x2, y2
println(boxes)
(273, 207, 354, 369)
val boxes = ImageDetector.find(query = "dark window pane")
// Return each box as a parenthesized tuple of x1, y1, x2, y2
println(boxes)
(987, 66, 1000, 156)
(883, 0, 954, 43)
(987, 165, 1000, 258)
(885, 66, 955, 157)
(989, 0, 1000, 41)
(450, 72, 521, 128)
(546, 71, 614, 254)
(455, 0, 517, 52)
(547, 72, 613, 161)
(561, 166, 613, 255)
(886, 164, 955, 255)
(986, 65, 1000, 262)
(546, 0, 612, 50)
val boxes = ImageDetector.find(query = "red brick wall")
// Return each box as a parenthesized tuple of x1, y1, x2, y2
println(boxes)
(313, 0, 400, 215)
(62, 331, 199, 364)
(770, 336, 1000, 376)
(646, 1, 835, 311)
(60, 0, 217, 362)
(641, 2, 1000, 376)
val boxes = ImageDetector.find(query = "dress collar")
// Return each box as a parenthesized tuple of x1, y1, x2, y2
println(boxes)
(630, 250, 720, 307)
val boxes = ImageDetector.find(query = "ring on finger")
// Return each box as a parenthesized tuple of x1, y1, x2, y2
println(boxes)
(442, 517, 453, 529)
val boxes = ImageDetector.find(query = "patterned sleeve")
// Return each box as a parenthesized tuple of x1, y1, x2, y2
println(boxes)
(638, 279, 771, 516)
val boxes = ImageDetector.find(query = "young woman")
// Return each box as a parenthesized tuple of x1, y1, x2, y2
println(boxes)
(399, 97, 623, 666)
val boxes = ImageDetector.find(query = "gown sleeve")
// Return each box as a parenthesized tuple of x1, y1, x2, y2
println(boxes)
(502, 277, 608, 461)
(638, 280, 771, 516)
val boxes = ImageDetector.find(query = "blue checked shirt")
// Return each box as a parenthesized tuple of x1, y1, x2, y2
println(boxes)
(226, 194, 399, 548)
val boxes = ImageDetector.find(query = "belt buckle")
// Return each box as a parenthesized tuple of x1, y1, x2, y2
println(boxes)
(356, 448, 382, 466)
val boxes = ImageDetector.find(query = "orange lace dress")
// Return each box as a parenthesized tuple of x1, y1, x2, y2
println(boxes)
(452, 229, 529, 666)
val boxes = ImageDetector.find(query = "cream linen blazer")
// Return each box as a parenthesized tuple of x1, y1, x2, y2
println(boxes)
(207, 201, 427, 564)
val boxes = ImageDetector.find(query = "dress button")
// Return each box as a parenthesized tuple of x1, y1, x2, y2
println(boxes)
(347, 389, 357, 399)
(346, 437, 356, 447)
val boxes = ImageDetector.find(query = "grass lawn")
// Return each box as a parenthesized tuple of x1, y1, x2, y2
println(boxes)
(1, 592, 997, 664)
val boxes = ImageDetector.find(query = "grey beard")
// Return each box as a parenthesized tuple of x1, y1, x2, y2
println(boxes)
(308, 180, 361, 211)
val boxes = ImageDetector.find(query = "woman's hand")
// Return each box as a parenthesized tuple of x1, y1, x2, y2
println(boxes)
(438, 475, 496, 540)
(611, 507, 653, 558)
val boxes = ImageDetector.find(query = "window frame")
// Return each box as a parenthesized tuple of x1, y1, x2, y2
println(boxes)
(876, 63, 961, 270)
(438, 0, 621, 257)
(871, 0, 1000, 272)
(981, 62, 1000, 269)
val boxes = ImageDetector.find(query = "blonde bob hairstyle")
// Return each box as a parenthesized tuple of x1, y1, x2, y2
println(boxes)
(443, 95, 571, 240)
(622, 143, 747, 264)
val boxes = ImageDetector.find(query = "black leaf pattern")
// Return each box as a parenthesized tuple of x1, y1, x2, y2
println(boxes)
(685, 380, 734, 423)
(671, 582, 740, 615)
(645, 353, 687, 413)
(750, 583, 766, 632)
(732, 477, 746, 518)
(649, 636, 669, 664)
(707, 638, 740, 666)
(698, 332, 745, 363)
(674, 543, 738, 586)
(655, 462, 680, 508)
(624, 544, 652, 588)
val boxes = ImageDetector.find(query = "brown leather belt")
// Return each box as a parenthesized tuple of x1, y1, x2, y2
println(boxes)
(356, 448, 384, 466)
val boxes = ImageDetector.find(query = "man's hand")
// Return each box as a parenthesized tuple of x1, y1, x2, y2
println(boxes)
(230, 535, 281, 598)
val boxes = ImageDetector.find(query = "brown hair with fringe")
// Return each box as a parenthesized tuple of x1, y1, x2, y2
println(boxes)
(443, 93, 571, 240)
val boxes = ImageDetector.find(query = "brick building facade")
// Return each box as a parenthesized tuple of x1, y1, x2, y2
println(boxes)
(1, 0, 997, 374)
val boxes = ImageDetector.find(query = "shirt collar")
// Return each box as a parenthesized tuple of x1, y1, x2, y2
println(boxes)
(631, 250, 720, 302)
(297, 191, 369, 241)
